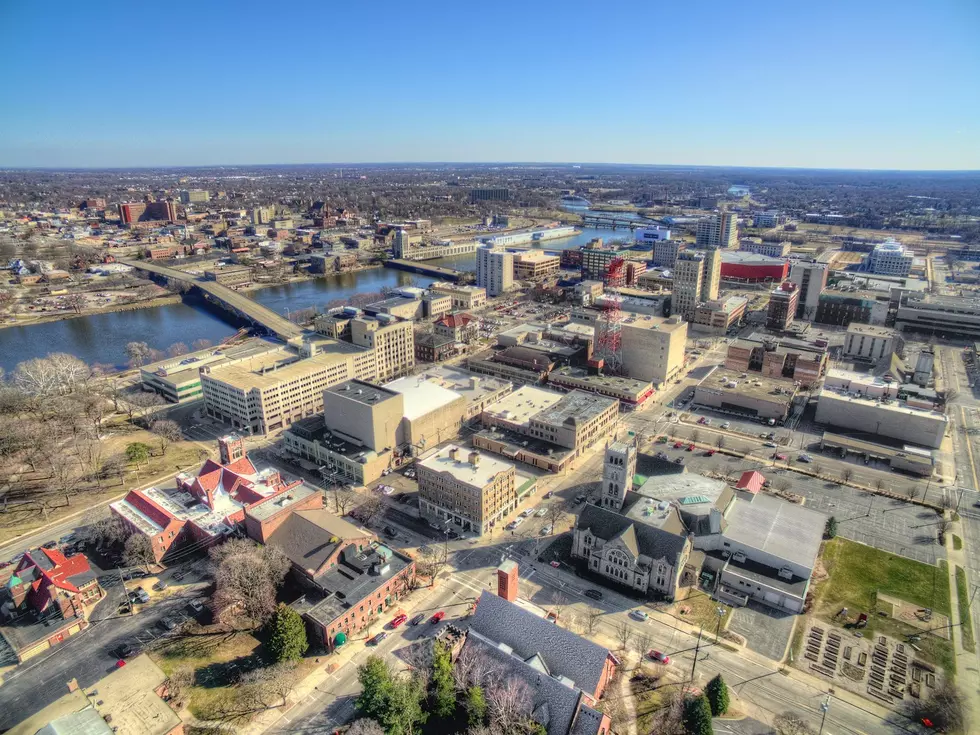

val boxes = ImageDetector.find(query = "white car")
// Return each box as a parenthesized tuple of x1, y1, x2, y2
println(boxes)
(536, 508, 548, 517)
(720, 422, 731, 429)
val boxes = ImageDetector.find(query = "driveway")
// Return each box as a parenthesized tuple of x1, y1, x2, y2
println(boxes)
(728, 601, 796, 662)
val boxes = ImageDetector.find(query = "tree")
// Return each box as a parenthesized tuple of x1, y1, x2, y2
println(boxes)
(825, 516, 838, 539)
(773, 712, 815, 735)
(48, 452, 83, 506)
(907, 680, 965, 733)
(151, 419, 182, 455)
(124, 533, 156, 571)
(546, 500, 570, 535)
(839, 468, 853, 485)
(466, 686, 488, 727)
(356, 656, 395, 722)
(346, 720, 385, 735)
(705, 674, 730, 716)
(164, 667, 194, 711)
(239, 662, 297, 709)
(124, 390, 164, 425)
(125, 341, 152, 367)
(615, 620, 632, 651)
(715, 435, 726, 450)
(431, 640, 455, 718)
(87, 515, 128, 549)
(192, 338, 213, 351)
(63, 292, 87, 314)
(485, 676, 532, 733)
(874, 478, 886, 493)
(812, 462, 823, 478)
(167, 342, 189, 357)
(210, 539, 290, 627)
(691, 429, 701, 445)
(125, 441, 151, 469)
(585, 606, 603, 635)
(683, 694, 714, 735)
(330, 485, 359, 515)
(906, 486, 921, 502)
(267, 603, 308, 663)
(384, 674, 428, 735)
(415, 543, 449, 587)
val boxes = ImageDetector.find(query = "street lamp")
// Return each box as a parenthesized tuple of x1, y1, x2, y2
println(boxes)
(818, 694, 831, 735)
(715, 606, 725, 640)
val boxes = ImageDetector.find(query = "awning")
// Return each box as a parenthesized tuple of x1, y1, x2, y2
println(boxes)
(334, 632, 347, 647)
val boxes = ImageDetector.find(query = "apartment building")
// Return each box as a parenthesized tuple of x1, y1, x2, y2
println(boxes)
(702, 247, 721, 302)
(118, 200, 177, 224)
(752, 211, 779, 228)
(429, 282, 488, 310)
(620, 314, 687, 386)
(766, 281, 800, 330)
(476, 245, 514, 297)
(417, 446, 516, 535)
(696, 211, 738, 248)
(349, 316, 415, 381)
(653, 239, 683, 269)
(789, 261, 828, 319)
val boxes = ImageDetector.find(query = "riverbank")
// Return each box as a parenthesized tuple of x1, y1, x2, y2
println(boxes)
(237, 262, 384, 295)
(0, 292, 185, 331)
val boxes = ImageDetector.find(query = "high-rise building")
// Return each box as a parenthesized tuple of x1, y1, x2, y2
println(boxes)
(118, 200, 177, 224)
(350, 316, 416, 382)
(469, 188, 510, 203)
(863, 239, 913, 276)
(752, 211, 779, 228)
(653, 240, 683, 269)
(701, 247, 721, 302)
(767, 281, 800, 330)
(251, 205, 276, 225)
(696, 211, 738, 248)
(619, 314, 688, 386)
(672, 251, 705, 321)
(476, 245, 514, 297)
(180, 189, 210, 204)
(789, 262, 828, 319)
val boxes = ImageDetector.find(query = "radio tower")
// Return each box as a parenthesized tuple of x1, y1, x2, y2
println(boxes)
(593, 298, 624, 375)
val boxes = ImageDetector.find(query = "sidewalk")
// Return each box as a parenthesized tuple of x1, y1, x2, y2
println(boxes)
(945, 516, 980, 724)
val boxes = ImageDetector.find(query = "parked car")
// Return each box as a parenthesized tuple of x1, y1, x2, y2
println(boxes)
(720, 422, 731, 430)
(674, 457, 684, 465)
(629, 610, 649, 622)
(447, 530, 460, 540)
(764, 441, 777, 448)
(158, 616, 178, 632)
(584, 589, 603, 601)
(543, 491, 554, 499)
(773, 453, 787, 461)
(798, 454, 812, 463)
(430, 611, 446, 623)
(153, 581, 168, 592)
(686, 443, 695, 452)
(647, 650, 671, 665)
(410, 613, 425, 626)
(549, 561, 561, 568)
(574, 495, 586, 504)
(705, 449, 716, 457)
(673, 441, 684, 449)
(370, 632, 389, 645)
(536, 508, 548, 517)
(383, 526, 397, 538)
(540, 525, 553, 536)
(390, 613, 408, 628)
(188, 599, 205, 613)
(656, 451, 669, 460)
(117, 641, 141, 659)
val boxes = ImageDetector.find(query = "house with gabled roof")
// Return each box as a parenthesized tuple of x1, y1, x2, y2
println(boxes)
(111, 435, 307, 561)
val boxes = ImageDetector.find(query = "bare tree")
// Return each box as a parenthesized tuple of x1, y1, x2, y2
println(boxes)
(715, 435, 726, 450)
(151, 419, 183, 455)
(48, 451, 84, 506)
(125, 341, 152, 367)
(123, 390, 164, 425)
(329, 486, 359, 515)
(192, 338, 213, 351)
(773, 712, 816, 735)
(906, 486, 921, 502)
(550, 591, 568, 622)
(941, 493, 953, 511)
(875, 478, 886, 493)
(633, 630, 653, 659)
(167, 342, 189, 357)
(585, 606, 603, 635)
(345, 720, 385, 735)
(811, 462, 824, 478)
(645, 686, 686, 735)
(124, 533, 156, 572)
(839, 467, 853, 485)
(616, 620, 633, 651)
(485, 676, 533, 733)
(210, 539, 291, 627)
(906, 680, 966, 733)
(691, 429, 701, 444)
(546, 500, 570, 534)
(453, 641, 502, 690)
(163, 667, 194, 711)
(63, 292, 87, 314)
(415, 544, 449, 587)
(86, 515, 128, 549)
(239, 662, 297, 709)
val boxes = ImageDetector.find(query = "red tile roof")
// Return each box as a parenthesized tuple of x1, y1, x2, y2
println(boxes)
(17, 548, 96, 612)
(436, 312, 475, 328)
(124, 489, 177, 529)
(225, 456, 257, 476)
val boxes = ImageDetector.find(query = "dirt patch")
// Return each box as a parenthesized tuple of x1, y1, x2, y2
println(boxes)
(877, 593, 950, 639)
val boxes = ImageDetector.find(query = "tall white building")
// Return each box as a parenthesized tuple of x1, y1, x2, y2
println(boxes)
(476, 245, 514, 297)
(789, 261, 828, 319)
(864, 239, 913, 276)
(696, 211, 738, 248)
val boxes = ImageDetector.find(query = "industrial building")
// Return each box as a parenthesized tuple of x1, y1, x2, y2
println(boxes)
(842, 324, 900, 363)
(814, 388, 947, 449)
(416, 446, 517, 535)
(720, 251, 789, 283)
(766, 281, 800, 330)
(693, 370, 798, 421)
(619, 314, 688, 387)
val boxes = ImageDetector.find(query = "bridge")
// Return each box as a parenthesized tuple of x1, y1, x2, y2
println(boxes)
(120, 258, 305, 341)
(385, 259, 466, 281)
(581, 213, 662, 230)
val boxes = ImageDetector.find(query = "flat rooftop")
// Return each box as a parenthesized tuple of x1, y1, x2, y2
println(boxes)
(328, 379, 402, 407)
(385, 374, 463, 421)
(724, 491, 826, 572)
(285, 415, 386, 461)
(474, 426, 575, 463)
(206, 343, 365, 390)
(532, 390, 618, 427)
(411, 365, 511, 403)
(620, 314, 686, 333)
(550, 366, 652, 395)
(140, 337, 283, 383)
(697, 369, 798, 403)
(817, 388, 948, 421)
(484, 385, 565, 427)
(846, 324, 896, 338)
(634, 471, 729, 511)
(246, 481, 321, 522)
(418, 445, 513, 488)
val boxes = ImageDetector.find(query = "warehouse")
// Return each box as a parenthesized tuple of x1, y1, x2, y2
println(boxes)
(693, 370, 798, 421)
(814, 389, 947, 449)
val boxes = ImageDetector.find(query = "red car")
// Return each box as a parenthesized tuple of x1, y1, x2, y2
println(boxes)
(673, 441, 684, 449)
(430, 611, 446, 624)
(705, 449, 716, 456)
(390, 613, 408, 628)
(686, 443, 695, 452)
(773, 453, 787, 461)
(648, 650, 671, 665)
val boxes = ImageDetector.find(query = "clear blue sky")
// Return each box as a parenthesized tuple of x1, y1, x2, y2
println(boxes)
(1, 0, 978, 170)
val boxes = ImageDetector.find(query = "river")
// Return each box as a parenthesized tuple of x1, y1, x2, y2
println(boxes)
(0, 226, 631, 373)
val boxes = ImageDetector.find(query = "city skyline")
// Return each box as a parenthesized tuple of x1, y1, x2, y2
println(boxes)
(1, 0, 978, 170)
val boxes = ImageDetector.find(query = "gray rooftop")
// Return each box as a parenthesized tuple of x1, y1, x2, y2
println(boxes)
(723, 491, 826, 573)
(326, 379, 401, 406)
(245, 482, 321, 522)
(577, 502, 688, 562)
(532, 390, 618, 427)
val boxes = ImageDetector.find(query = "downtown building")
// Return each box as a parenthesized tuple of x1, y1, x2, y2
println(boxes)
(789, 261, 828, 319)
(695, 211, 738, 248)
(476, 245, 515, 297)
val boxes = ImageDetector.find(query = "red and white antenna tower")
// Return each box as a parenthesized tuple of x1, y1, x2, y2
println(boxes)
(593, 298, 624, 375)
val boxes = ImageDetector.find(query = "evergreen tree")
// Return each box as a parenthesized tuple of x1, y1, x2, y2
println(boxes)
(268, 603, 308, 663)
(825, 516, 838, 539)
(705, 674, 730, 716)
(466, 685, 488, 727)
(431, 641, 456, 718)
(356, 656, 394, 722)
(683, 694, 714, 735)
(383, 675, 428, 735)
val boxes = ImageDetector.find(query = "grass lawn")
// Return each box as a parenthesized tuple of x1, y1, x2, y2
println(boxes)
(815, 538, 954, 672)
(671, 592, 733, 631)
(630, 672, 668, 733)
(953, 534, 963, 551)
(955, 566, 976, 652)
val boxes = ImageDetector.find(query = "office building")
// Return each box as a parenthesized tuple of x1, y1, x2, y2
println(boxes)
(469, 188, 510, 202)
(204, 264, 252, 287)
(672, 251, 704, 321)
(180, 189, 210, 204)
(843, 324, 900, 363)
(581, 246, 627, 282)
(696, 211, 738, 248)
(816, 289, 888, 326)
(513, 250, 561, 281)
(620, 314, 688, 386)
(429, 282, 488, 310)
(702, 247, 721, 301)
(894, 294, 980, 339)
(752, 211, 779, 228)
(476, 245, 514, 297)
(417, 446, 516, 535)
(789, 261, 828, 319)
(415, 333, 455, 362)
(251, 205, 276, 225)
(350, 316, 415, 382)
(739, 239, 790, 258)
(814, 388, 947, 449)
(725, 333, 828, 387)
(693, 295, 747, 334)
(864, 238, 913, 276)
(548, 366, 654, 408)
(766, 281, 800, 330)
(652, 239, 683, 269)
(635, 226, 671, 244)
(118, 200, 177, 224)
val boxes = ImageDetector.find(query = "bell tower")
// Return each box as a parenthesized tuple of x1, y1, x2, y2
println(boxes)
(601, 440, 636, 510)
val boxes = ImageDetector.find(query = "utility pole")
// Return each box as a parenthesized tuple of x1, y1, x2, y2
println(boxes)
(689, 624, 704, 686)
(817, 693, 831, 734)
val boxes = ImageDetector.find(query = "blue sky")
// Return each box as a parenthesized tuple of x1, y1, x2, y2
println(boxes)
(1, 0, 978, 170)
